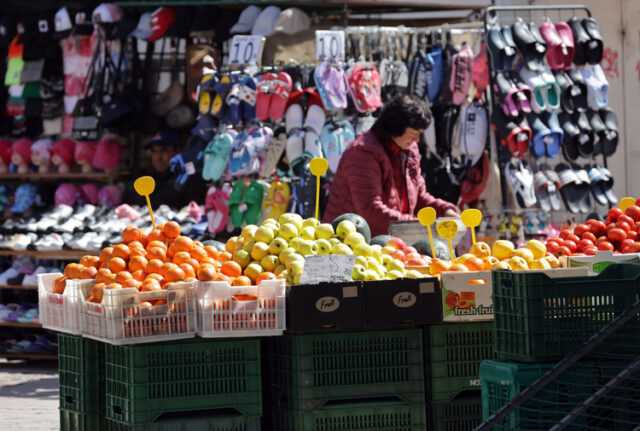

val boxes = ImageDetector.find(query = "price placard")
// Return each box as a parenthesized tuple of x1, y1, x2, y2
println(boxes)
(316, 30, 345, 62)
(300, 255, 355, 285)
(228, 35, 265, 66)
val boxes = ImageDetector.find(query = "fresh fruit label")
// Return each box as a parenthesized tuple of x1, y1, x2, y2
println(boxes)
(440, 270, 493, 322)
(565, 251, 640, 275)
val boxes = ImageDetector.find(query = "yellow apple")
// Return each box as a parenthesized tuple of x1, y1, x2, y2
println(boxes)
(250, 242, 270, 261)
(254, 226, 275, 244)
(544, 254, 560, 268)
(260, 255, 279, 272)
(491, 261, 512, 270)
(492, 240, 515, 260)
(530, 258, 551, 270)
(233, 249, 251, 269)
(278, 223, 299, 241)
(514, 247, 535, 265)
(336, 220, 356, 240)
(344, 232, 366, 248)
(315, 223, 335, 240)
(507, 256, 529, 271)
(469, 241, 491, 259)
(300, 226, 316, 241)
(526, 239, 547, 259)
(482, 256, 499, 270)
(244, 262, 263, 282)
(353, 243, 374, 257)
(241, 224, 258, 238)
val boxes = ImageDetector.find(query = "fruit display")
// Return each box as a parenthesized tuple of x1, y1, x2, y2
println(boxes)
(544, 204, 640, 257)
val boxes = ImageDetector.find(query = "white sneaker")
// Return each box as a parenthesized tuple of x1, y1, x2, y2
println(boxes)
(0, 266, 19, 285)
(23, 266, 46, 287)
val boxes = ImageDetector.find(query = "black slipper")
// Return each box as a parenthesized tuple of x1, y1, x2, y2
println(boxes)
(581, 17, 604, 65)
(585, 164, 609, 206)
(491, 109, 521, 156)
(486, 27, 507, 71)
(571, 164, 593, 213)
(599, 108, 619, 157)
(540, 163, 563, 210)
(567, 68, 589, 111)
(559, 113, 582, 161)
(568, 16, 591, 66)
(501, 25, 518, 69)
(586, 109, 606, 156)
(571, 111, 595, 157)
(556, 163, 582, 213)
(596, 165, 618, 206)
(511, 20, 545, 71)
(554, 70, 577, 113)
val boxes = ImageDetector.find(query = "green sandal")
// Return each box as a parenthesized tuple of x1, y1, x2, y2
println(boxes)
(228, 181, 247, 228)
(243, 180, 267, 226)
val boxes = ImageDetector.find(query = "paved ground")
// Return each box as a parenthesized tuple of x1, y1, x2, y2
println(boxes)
(0, 359, 59, 431)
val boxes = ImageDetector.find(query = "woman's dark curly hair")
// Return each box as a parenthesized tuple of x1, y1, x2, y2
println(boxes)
(370, 95, 431, 143)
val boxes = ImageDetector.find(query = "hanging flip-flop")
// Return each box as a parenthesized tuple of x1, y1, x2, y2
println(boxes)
(202, 130, 237, 182)
(269, 71, 293, 121)
(586, 109, 606, 156)
(228, 180, 247, 228)
(260, 127, 286, 178)
(581, 17, 604, 65)
(555, 163, 582, 214)
(211, 74, 233, 119)
(240, 76, 257, 124)
(567, 16, 591, 66)
(597, 165, 618, 206)
(559, 113, 582, 161)
(519, 68, 547, 113)
(572, 165, 593, 214)
(539, 111, 563, 158)
(243, 180, 267, 226)
(539, 163, 563, 210)
(539, 20, 569, 70)
(527, 113, 552, 158)
(505, 159, 537, 208)
(286, 131, 304, 176)
(533, 170, 553, 211)
(599, 107, 619, 157)
(256, 73, 276, 122)
(511, 20, 546, 71)
(262, 180, 290, 221)
(571, 110, 595, 157)
(586, 164, 610, 206)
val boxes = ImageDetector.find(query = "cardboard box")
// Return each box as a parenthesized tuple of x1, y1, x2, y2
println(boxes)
(561, 250, 640, 275)
(440, 267, 589, 322)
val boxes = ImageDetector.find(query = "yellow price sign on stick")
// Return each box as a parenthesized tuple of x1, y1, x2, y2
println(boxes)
(437, 220, 458, 263)
(134, 176, 157, 230)
(619, 197, 636, 212)
(309, 158, 329, 220)
(461, 209, 482, 244)
(417, 207, 437, 259)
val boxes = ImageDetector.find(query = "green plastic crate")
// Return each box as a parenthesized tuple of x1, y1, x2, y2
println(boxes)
(424, 323, 497, 402)
(105, 338, 261, 425)
(267, 329, 425, 411)
(105, 414, 260, 430)
(273, 402, 427, 431)
(480, 360, 595, 430)
(492, 264, 640, 362)
(60, 409, 106, 431)
(428, 394, 482, 431)
(58, 334, 105, 413)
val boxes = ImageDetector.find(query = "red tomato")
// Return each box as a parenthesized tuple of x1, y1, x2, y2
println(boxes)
(577, 239, 595, 251)
(616, 221, 631, 233)
(608, 207, 624, 220)
(583, 247, 598, 256)
(565, 233, 580, 244)
(625, 205, 640, 222)
(563, 240, 578, 253)
(574, 224, 590, 237)
(571, 252, 586, 256)
(546, 238, 562, 247)
(636, 198, 640, 207)
(597, 241, 615, 251)
(618, 214, 635, 226)
(620, 239, 635, 251)
(554, 246, 572, 257)
(627, 230, 638, 241)
(607, 228, 627, 243)
(589, 221, 607, 236)
(581, 231, 597, 243)
(597, 236, 609, 244)
(546, 242, 559, 253)
(559, 229, 572, 240)
(606, 223, 617, 233)
(629, 242, 640, 253)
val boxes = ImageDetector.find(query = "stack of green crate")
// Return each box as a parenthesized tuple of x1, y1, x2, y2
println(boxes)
(58, 334, 106, 431)
(423, 322, 497, 431)
(267, 328, 427, 430)
(104, 337, 262, 430)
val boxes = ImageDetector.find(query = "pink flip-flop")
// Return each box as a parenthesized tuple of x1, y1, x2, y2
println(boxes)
(269, 72, 292, 121)
(256, 73, 276, 122)
(555, 21, 575, 70)
(205, 187, 230, 234)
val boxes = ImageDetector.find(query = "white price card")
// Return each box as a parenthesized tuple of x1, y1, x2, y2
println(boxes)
(316, 30, 345, 62)
(228, 35, 265, 66)
(299, 255, 355, 285)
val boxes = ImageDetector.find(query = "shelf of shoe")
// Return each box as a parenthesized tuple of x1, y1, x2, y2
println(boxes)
(0, 171, 129, 181)
(0, 322, 42, 328)
(0, 284, 37, 290)
(0, 250, 99, 260)
(0, 353, 57, 360)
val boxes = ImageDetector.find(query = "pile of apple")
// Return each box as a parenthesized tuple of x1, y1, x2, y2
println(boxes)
(429, 239, 555, 275)
(545, 204, 640, 257)
(224, 213, 433, 285)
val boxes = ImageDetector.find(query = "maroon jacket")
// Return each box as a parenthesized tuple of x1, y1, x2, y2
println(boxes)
(323, 131, 457, 237)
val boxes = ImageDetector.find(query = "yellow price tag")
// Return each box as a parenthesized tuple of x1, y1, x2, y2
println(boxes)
(619, 197, 636, 212)
(417, 207, 437, 258)
(134, 176, 157, 230)
(309, 158, 329, 220)
(461, 209, 482, 244)
(437, 220, 458, 262)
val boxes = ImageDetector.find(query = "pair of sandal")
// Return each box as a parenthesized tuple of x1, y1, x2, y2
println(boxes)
(527, 111, 562, 158)
(511, 20, 548, 71)
(228, 127, 273, 178)
(486, 25, 517, 71)
(587, 164, 617, 206)
(519, 66, 560, 112)
(534, 165, 562, 212)
(556, 163, 592, 214)
(202, 129, 239, 182)
(348, 65, 383, 113)
(493, 71, 532, 118)
(491, 109, 531, 158)
(256, 71, 292, 122)
(505, 159, 537, 208)
(554, 68, 589, 114)
(559, 110, 610, 161)
(568, 16, 603, 66)
(315, 62, 349, 110)
(205, 185, 231, 234)
(285, 96, 325, 175)
(581, 64, 609, 110)
(229, 180, 267, 228)
(539, 19, 575, 70)
(225, 76, 258, 124)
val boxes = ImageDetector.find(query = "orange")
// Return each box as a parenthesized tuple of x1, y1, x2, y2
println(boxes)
(66, 263, 84, 280)
(147, 228, 167, 244)
(231, 276, 252, 286)
(216, 251, 232, 262)
(138, 229, 149, 247)
(127, 240, 144, 251)
(145, 274, 164, 284)
(106, 283, 123, 290)
(468, 279, 487, 285)
(80, 255, 100, 269)
(256, 272, 276, 284)
(194, 240, 204, 248)
(140, 282, 161, 292)
(95, 268, 112, 284)
(159, 262, 178, 277)
(167, 243, 177, 259)
(464, 257, 485, 271)
(115, 271, 133, 284)
(165, 267, 186, 283)
(429, 260, 451, 276)
(79, 266, 97, 280)
(179, 263, 196, 279)
(122, 279, 142, 289)
(146, 240, 167, 251)
(173, 251, 191, 265)
(448, 263, 469, 272)
(131, 269, 146, 282)
(123, 226, 141, 243)
(220, 261, 242, 278)
(107, 257, 127, 273)
(150, 299, 167, 306)
(200, 257, 216, 266)
(212, 273, 230, 282)
(129, 256, 148, 272)
(99, 247, 113, 264)
(130, 248, 147, 258)
(112, 244, 131, 260)
(53, 276, 68, 294)
(105, 273, 118, 284)
(173, 236, 194, 253)
(163, 221, 181, 239)
(147, 247, 167, 261)
(187, 258, 200, 272)
(91, 283, 106, 302)
(204, 245, 219, 259)
(145, 259, 163, 274)
(197, 266, 216, 281)
(190, 246, 207, 262)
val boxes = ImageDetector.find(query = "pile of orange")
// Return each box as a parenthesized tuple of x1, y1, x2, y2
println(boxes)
(51, 221, 255, 304)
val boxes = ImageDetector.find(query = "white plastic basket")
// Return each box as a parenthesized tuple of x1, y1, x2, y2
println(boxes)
(196, 279, 286, 338)
(37, 273, 94, 334)
(80, 281, 197, 345)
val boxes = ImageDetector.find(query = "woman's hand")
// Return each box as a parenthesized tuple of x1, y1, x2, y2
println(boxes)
(444, 208, 459, 218)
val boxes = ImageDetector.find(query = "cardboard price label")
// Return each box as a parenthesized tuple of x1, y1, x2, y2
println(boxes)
(316, 30, 345, 61)
(300, 255, 355, 285)
(228, 35, 265, 66)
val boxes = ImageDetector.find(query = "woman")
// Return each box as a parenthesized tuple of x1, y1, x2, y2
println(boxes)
(323, 95, 458, 237)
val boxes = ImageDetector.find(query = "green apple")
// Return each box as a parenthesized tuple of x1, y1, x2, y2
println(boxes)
(301, 226, 316, 241)
(241, 224, 258, 238)
(355, 255, 368, 267)
(367, 259, 386, 276)
(225, 236, 240, 253)
(244, 262, 263, 282)
(387, 258, 405, 273)
(260, 255, 279, 272)
(352, 264, 367, 280)
(262, 223, 280, 238)
(285, 272, 293, 285)
(254, 226, 275, 243)
(293, 272, 303, 285)
(315, 223, 335, 240)
(278, 223, 299, 241)
(279, 248, 297, 266)
(242, 239, 256, 253)
(289, 237, 303, 251)
(261, 218, 279, 228)
(332, 243, 353, 255)
(298, 239, 318, 256)
(315, 239, 332, 255)
(269, 238, 288, 255)
(233, 249, 251, 268)
(336, 220, 357, 240)
(279, 213, 303, 231)
(285, 253, 305, 270)
(387, 270, 404, 280)
(274, 264, 287, 276)
(328, 238, 341, 247)
(381, 245, 396, 255)
(251, 242, 270, 261)
(381, 254, 394, 268)
(405, 270, 423, 279)
(279, 269, 288, 279)
(344, 232, 366, 248)
(302, 218, 320, 229)
(289, 260, 305, 275)
(365, 270, 381, 281)
(353, 243, 373, 257)
(371, 245, 383, 263)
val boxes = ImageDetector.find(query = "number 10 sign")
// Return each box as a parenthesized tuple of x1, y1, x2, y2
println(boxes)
(228, 35, 265, 66)
(316, 30, 345, 62)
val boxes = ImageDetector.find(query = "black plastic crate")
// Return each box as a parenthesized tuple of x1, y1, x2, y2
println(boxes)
(58, 333, 105, 413)
(429, 393, 482, 431)
(105, 414, 261, 430)
(364, 277, 441, 328)
(60, 409, 106, 431)
(286, 282, 365, 333)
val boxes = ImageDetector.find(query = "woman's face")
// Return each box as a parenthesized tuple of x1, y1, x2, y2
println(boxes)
(392, 127, 422, 149)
